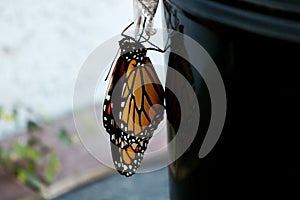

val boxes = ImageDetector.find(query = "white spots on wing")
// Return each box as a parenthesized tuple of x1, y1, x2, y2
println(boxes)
(121, 101, 125, 107)
(122, 83, 127, 96)
(121, 141, 125, 148)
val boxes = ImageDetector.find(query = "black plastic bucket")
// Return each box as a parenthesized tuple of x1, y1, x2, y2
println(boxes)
(163, 0, 300, 199)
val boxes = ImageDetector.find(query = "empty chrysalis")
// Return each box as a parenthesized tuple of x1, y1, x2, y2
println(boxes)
(133, 0, 159, 37)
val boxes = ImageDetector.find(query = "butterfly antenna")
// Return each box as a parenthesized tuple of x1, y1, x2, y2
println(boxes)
(138, 17, 147, 42)
(105, 22, 135, 81)
(142, 36, 169, 53)
(105, 48, 120, 81)
(140, 31, 171, 53)
(121, 22, 134, 36)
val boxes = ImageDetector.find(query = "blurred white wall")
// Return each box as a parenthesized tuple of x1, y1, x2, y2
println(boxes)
(0, 0, 164, 137)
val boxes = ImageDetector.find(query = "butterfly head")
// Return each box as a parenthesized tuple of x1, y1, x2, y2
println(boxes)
(119, 38, 147, 60)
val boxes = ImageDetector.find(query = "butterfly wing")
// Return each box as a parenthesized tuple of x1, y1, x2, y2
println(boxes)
(103, 56, 127, 145)
(103, 54, 164, 176)
(111, 135, 149, 177)
(117, 57, 164, 141)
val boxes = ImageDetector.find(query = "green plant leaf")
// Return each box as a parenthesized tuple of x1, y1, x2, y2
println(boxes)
(16, 168, 27, 183)
(44, 153, 60, 183)
(0, 148, 11, 162)
(25, 172, 41, 190)
(0, 148, 8, 166)
(13, 143, 26, 157)
(44, 165, 55, 183)
(27, 120, 41, 133)
(28, 160, 36, 173)
(25, 147, 41, 161)
(0, 107, 17, 122)
(16, 168, 41, 190)
(49, 153, 60, 172)
(58, 128, 72, 144)
(1, 113, 14, 122)
(13, 142, 41, 161)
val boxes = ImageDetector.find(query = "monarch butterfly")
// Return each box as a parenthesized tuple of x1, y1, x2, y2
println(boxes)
(103, 21, 166, 177)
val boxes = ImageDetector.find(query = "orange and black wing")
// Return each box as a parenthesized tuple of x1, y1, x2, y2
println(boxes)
(117, 57, 164, 141)
(110, 134, 150, 177)
(103, 55, 164, 176)
(103, 55, 127, 146)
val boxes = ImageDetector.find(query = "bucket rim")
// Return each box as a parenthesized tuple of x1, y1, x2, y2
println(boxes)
(164, 0, 300, 43)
